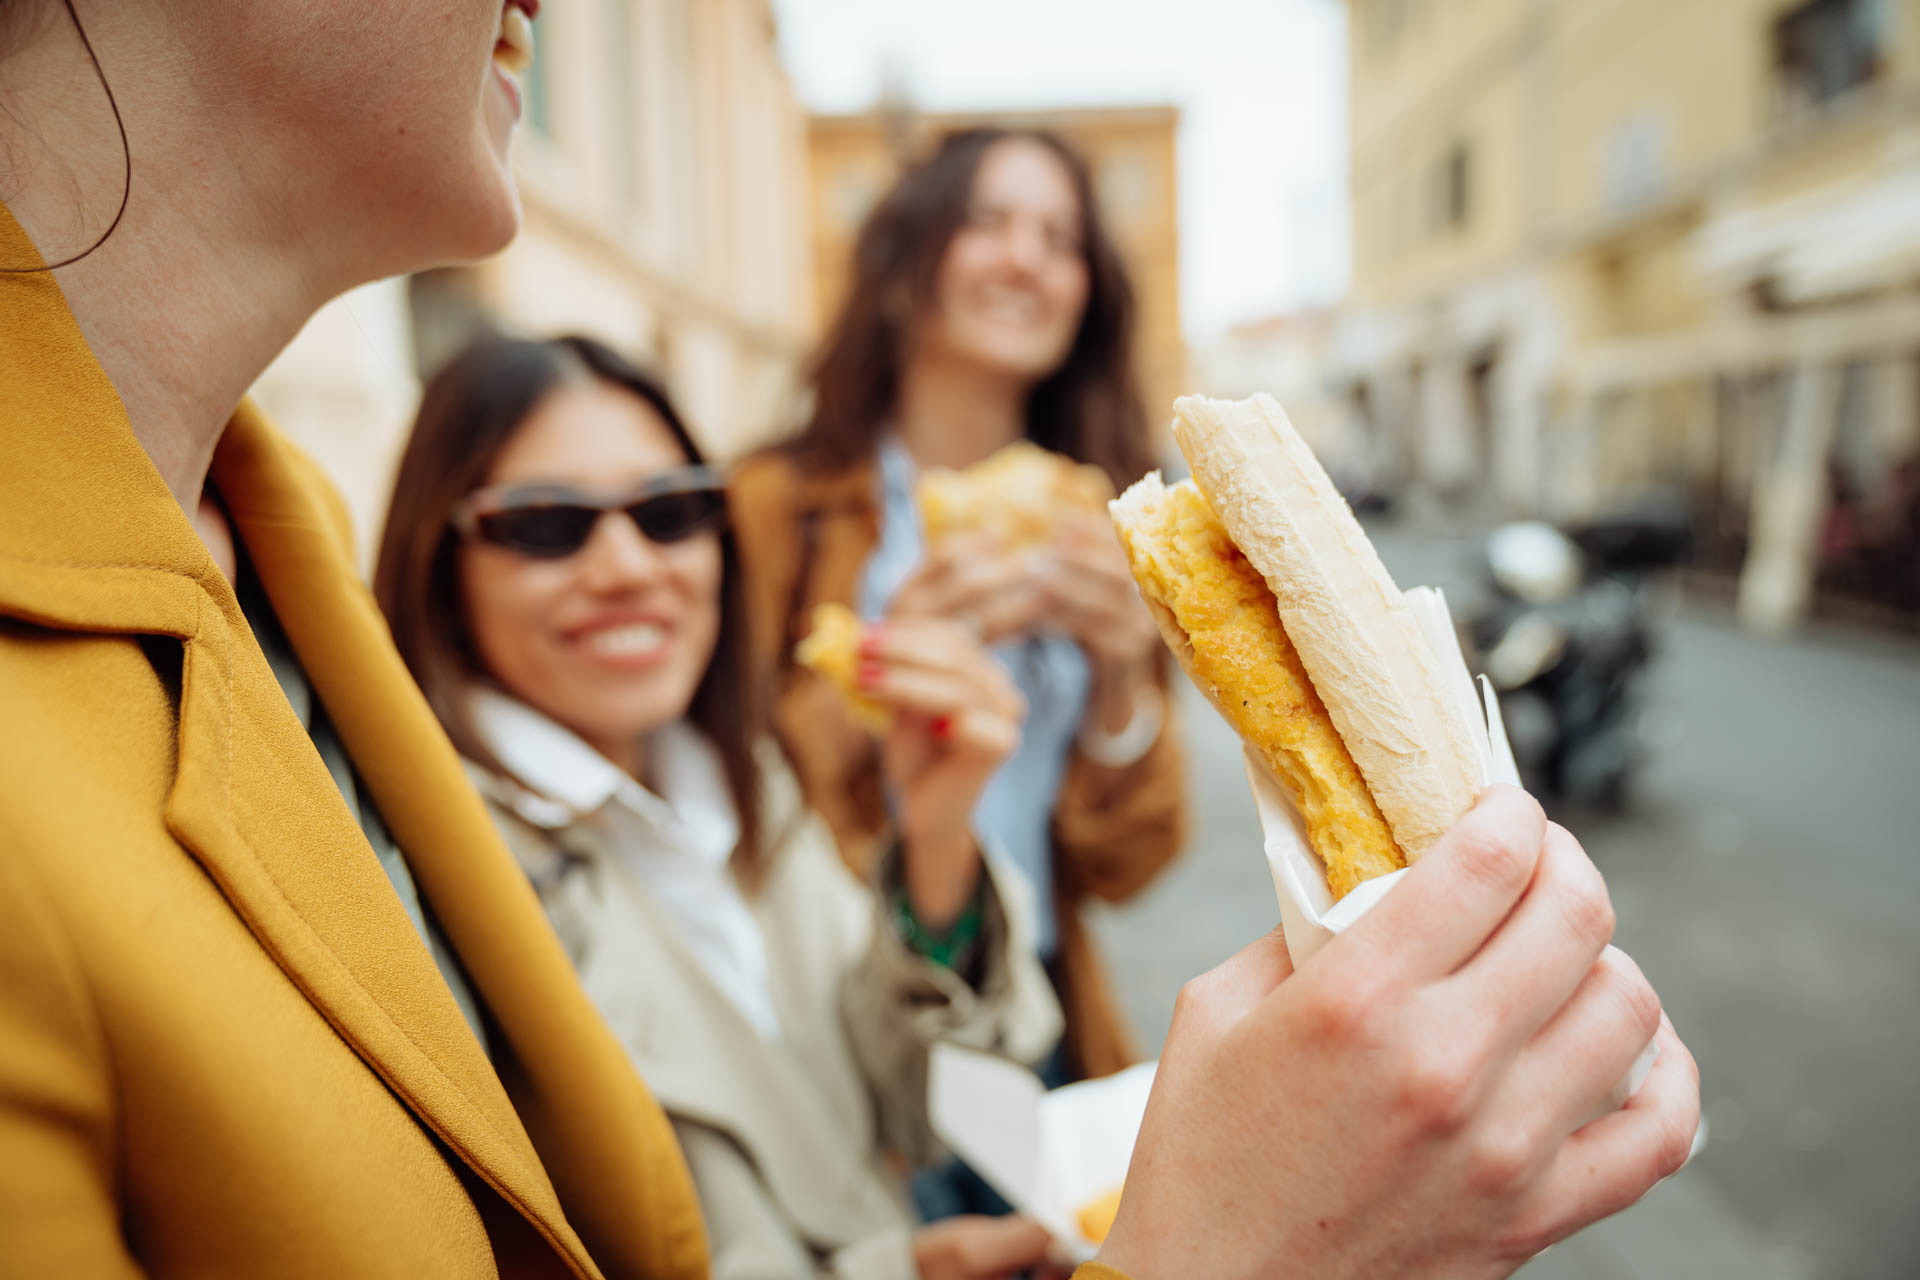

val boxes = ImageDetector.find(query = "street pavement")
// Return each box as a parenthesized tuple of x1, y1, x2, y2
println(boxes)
(1087, 517, 1920, 1280)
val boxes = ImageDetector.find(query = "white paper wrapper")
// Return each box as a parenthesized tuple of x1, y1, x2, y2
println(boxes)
(1250, 586, 1656, 1113)
(929, 1042, 1155, 1260)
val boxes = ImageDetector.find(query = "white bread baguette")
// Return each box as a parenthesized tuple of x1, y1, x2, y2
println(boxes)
(1111, 471, 1404, 896)
(1171, 393, 1482, 859)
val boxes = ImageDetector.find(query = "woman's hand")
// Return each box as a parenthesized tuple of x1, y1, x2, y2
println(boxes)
(889, 531, 1046, 648)
(1034, 508, 1162, 670)
(1096, 787, 1700, 1280)
(911, 1215, 1072, 1280)
(856, 618, 1026, 927)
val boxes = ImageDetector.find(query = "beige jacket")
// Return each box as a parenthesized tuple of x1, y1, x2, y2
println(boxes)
(469, 720, 1062, 1280)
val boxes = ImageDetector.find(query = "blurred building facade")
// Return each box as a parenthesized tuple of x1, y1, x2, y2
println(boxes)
(253, 0, 815, 559)
(1334, 0, 1920, 629)
(807, 105, 1188, 432)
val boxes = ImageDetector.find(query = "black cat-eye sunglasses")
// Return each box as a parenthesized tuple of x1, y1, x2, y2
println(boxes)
(450, 466, 728, 558)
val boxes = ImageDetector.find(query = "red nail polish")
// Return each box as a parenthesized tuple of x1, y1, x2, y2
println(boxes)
(856, 659, 883, 687)
(858, 626, 886, 658)
(932, 715, 954, 739)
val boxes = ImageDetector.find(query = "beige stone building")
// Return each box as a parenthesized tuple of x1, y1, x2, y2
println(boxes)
(807, 105, 1188, 433)
(253, 0, 815, 564)
(1335, 0, 1920, 628)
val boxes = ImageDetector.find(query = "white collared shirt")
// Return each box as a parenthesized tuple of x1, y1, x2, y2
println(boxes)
(470, 689, 782, 1040)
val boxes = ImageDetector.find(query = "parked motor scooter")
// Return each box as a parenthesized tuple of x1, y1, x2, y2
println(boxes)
(1465, 502, 1689, 805)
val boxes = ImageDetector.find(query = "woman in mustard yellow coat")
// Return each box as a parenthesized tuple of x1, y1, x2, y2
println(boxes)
(0, 3, 704, 1277)
(0, 3, 1698, 1279)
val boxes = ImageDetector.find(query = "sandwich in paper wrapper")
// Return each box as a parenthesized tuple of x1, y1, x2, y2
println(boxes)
(1111, 391, 1657, 1095)
(927, 393, 1655, 1260)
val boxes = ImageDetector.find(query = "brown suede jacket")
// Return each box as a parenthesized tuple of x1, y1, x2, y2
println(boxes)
(729, 449, 1188, 1079)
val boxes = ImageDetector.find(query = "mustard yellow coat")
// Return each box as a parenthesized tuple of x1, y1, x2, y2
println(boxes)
(0, 207, 709, 1278)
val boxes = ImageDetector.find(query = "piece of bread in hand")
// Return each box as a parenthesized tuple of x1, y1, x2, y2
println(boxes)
(918, 440, 1114, 549)
(1076, 1185, 1125, 1245)
(794, 603, 889, 733)
(1111, 393, 1483, 896)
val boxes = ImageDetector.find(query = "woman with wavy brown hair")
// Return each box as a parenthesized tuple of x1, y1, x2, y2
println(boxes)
(732, 127, 1188, 1130)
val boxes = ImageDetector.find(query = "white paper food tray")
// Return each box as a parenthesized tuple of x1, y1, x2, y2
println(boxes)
(928, 1043, 1154, 1260)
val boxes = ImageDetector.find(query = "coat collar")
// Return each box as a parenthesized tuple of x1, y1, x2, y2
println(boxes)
(0, 204, 635, 1280)
(470, 690, 739, 873)
(482, 775, 907, 1248)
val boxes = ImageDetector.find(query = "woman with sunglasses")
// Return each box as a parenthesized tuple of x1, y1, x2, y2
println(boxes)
(376, 334, 1071, 1280)
(0, 0, 1698, 1276)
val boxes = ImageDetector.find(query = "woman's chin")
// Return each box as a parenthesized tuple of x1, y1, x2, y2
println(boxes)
(431, 168, 523, 265)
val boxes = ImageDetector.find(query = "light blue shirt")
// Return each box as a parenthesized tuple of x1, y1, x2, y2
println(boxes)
(859, 439, 1089, 958)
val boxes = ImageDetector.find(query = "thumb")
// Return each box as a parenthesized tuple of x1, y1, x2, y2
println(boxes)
(1187, 926, 1296, 1033)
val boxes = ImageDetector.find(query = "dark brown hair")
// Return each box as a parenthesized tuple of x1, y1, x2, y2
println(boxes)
(374, 334, 764, 880)
(784, 126, 1154, 490)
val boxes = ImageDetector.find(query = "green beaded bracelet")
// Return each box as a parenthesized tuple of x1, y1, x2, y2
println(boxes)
(892, 886, 985, 971)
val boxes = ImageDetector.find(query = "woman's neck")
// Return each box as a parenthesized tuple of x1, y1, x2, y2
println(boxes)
(599, 735, 651, 790)
(2, 6, 340, 514)
(894, 350, 1032, 470)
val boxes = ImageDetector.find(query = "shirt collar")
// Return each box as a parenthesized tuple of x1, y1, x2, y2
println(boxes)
(876, 435, 918, 500)
(468, 688, 739, 868)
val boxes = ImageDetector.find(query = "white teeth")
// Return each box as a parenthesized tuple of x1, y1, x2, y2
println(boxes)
(496, 6, 534, 76)
(982, 286, 1042, 322)
(584, 623, 667, 658)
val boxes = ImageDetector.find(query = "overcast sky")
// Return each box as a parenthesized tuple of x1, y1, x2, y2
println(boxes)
(768, 0, 1352, 342)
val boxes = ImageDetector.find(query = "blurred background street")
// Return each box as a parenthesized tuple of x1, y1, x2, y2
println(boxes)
(1094, 513, 1920, 1280)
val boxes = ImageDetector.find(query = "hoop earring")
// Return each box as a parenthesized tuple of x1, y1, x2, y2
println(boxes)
(0, 0, 132, 275)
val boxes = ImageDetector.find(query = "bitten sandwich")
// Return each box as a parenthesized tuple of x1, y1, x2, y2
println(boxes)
(1111, 394, 1482, 899)
(794, 602, 890, 732)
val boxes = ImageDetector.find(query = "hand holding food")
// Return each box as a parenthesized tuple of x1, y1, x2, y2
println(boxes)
(1033, 506, 1164, 671)
(912, 1214, 1072, 1280)
(887, 530, 1046, 647)
(854, 615, 1026, 926)
(1095, 790, 1699, 1280)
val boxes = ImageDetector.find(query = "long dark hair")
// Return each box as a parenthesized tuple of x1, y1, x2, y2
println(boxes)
(374, 334, 764, 880)
(785, 126, 1154, 490)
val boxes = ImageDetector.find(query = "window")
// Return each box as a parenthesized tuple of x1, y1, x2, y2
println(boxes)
(1772, 0, 1884, 116)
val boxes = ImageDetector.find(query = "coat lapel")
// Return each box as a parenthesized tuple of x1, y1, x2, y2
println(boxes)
(214, 411, 706, 1280)
(0, 204, 605, 1280)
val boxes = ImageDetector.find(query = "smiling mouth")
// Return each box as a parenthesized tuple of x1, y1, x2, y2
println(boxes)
(978, 284, 1046, 325)
(577, 622, 671, 662)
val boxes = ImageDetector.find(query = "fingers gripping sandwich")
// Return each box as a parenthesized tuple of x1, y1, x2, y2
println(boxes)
(1111, 394, 1482, 898)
